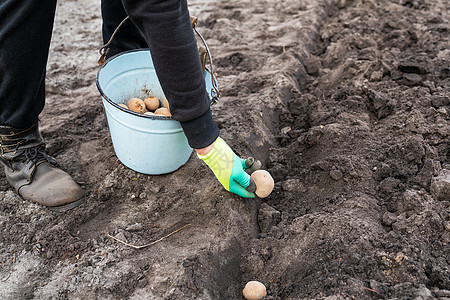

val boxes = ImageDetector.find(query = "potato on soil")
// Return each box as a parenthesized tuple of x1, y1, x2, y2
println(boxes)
(243, 281, 267, 300)
(154, 107, 171, 116)
(144, 96, 160, 111)
(251, 170, 274, 198)
(127, 97, 147, 113)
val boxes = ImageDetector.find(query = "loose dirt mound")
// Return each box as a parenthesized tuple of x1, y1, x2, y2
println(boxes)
(0, 0, 448, 299)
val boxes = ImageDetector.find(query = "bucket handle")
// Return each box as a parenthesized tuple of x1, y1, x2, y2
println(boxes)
(98, 15, 220, 105)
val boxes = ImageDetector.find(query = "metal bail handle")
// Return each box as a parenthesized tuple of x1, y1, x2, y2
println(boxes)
(98, 15, 220, 105)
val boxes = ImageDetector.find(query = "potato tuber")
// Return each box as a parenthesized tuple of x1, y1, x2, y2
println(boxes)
(163, 97, 170, 109)
(118, 103, 129, 109)
(127, 98, 147, 114)
(154, 107, 172, 116)
(243, 281, 267, 300)
(251, 170, 274, 198)
(144, 96, 160, 111)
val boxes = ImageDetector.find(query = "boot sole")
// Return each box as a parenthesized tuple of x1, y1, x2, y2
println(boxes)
(48, 196, 85, 213)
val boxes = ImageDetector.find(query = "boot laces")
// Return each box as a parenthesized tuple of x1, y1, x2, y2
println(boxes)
(22, 145, 59, 167)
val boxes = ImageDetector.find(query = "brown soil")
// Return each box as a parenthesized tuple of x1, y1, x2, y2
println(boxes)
(0, 0, 449, 299)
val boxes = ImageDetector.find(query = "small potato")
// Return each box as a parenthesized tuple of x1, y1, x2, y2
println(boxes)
(144, 96, 160, 111)
(154, 107, 171, 116)
(243, 281, 267, 300)
(144, 111, 155, 116)
(118, 103, 128, 109)
(163, 97, 170, 109)
(127, 97, 147, 114)
(251, 170, 274, 198)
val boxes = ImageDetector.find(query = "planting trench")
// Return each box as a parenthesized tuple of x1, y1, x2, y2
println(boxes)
(0, 0, 449, 299)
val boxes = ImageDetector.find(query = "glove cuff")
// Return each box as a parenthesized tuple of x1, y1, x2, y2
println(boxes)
(196, 137, 221, 161)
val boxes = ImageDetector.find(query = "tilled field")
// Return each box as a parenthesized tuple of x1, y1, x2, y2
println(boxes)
(0, 0, 449, 299)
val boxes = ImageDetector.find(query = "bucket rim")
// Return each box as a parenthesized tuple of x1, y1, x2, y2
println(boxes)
(96, 48, 174, 120)
(96, 48, 214, 121)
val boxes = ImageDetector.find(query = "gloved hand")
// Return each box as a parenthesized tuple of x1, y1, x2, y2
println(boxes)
(197, 137, 258, 198)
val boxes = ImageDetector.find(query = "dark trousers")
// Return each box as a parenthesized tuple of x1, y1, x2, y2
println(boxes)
(0, 0, 218, 149)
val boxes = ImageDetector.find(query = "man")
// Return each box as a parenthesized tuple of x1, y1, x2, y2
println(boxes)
(0, 0, 256, 212)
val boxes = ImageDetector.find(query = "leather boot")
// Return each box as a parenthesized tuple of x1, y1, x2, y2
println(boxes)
(0, 120, 84, 212)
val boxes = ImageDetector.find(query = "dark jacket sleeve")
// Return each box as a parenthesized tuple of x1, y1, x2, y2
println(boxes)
(120, 0, 219, 149)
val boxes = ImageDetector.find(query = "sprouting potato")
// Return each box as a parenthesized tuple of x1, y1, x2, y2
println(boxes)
(251, 170, 274, 198)
(154, 107, 171, 116)
(127, 97, 147, 114)
(144, 96, 160, 111)
(243, 281, 267, 300)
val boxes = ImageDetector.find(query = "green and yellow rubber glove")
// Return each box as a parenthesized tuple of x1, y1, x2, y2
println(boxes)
(197, 137, 256, 198)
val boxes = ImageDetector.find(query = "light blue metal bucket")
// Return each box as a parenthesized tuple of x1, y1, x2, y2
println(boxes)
(96, 49, 218, 175)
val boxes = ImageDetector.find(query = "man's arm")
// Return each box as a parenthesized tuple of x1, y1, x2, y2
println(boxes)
(120, 0, 256, 197)
(121, 0, 219, 149)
